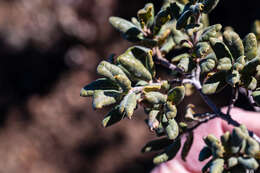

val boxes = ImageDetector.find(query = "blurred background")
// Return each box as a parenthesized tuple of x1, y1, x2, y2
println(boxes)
(0, 0, 259, 173)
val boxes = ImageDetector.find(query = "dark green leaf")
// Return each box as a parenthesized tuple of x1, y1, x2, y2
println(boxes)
(181, 132, 194, 161)
(202, 71, 228, 95)
(102, 106, 124, 127)
(153, 138, 181, 164)
(141, 137, 173, 153)
(80, 78, 119, 97)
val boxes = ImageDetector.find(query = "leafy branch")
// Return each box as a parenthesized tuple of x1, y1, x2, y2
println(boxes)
(80, 0, 260, 172)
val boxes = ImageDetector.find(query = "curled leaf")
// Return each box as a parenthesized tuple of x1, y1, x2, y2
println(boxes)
(241, 56, 260, 76)
(137, 3, 154, 28)
(217, 57, 232, 71)
(243, 33, 258, 61)
(109, 16, 142, 42)
(238, 157, 259, 170)
(171, 53, 190, 63)
(233, 55, 246, 72)
(202, 0, 220, 14)
(226, 70, 240, 87)
(199, 24, 222, 42)
(114, 74, 132, 92)
(153, 9, 171, 34)
(117, 49, 152, 81)
(196, 42, 211, 58)
(200, 53, 217, 73)
(223, 30, 244, 59)
(177, 56, 190, 72)
(176, 10, 193, 30)
(97, 61, 129, 82)
(119, 92, 137, 119)
(164, 101, 177, 119)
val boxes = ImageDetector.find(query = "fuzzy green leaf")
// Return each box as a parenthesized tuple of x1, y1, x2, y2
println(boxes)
(199, 24, 222, 42)
(196, 42, 211, 58)
(245, 137, 260, 156)
(119, 92, 137, 119)
(200, 53, 217, 73)
(233, 55, 246, 72)
(164, 101, 177, 119)
(217, 57, 232, 71)
(145, 92, 167, 104)
(109, 16, 143, 42)
(243, 33, 258, 61)
(93, 90, 121, 109)
(97, 61, 129, 82)
(223, 30, 244, 59)
(117, 49, 152, 81)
